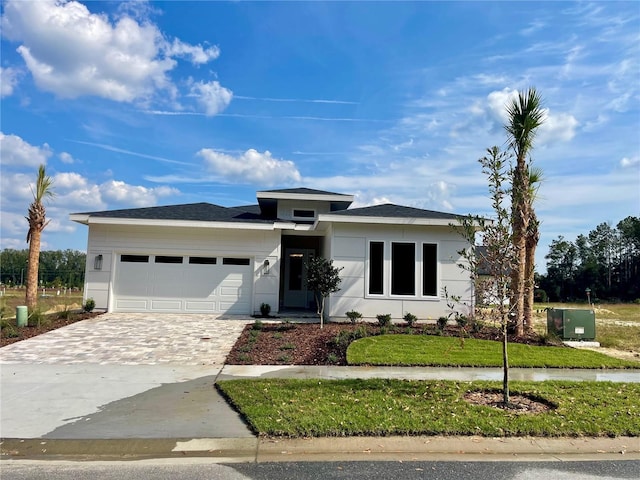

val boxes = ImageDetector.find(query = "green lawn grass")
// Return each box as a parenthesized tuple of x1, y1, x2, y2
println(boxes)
(217, 378, 640, 438)
(346, 335, 640, 368)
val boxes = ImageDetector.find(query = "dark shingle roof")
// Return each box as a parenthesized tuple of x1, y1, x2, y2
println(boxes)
(258, 187, 348, 196)
(330, 203, 464, 220)
(77, 203, 271, 223)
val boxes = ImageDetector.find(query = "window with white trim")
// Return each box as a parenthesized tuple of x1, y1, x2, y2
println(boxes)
(422, 243, 438, 296)
(368, 241, 384, 295)
(391, 242, 415, 296)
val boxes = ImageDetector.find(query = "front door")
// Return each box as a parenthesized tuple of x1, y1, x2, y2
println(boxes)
(283, 248, 314, 308)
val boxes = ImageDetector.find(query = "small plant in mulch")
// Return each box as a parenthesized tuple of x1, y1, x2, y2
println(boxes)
(437, 316, 448, 331)
(83, 298, 96, 313)
(260, 303, 271, 317)
(345, 310, 363, 324)
(376, 314, 392, 327)
(403, 312, 417, 326)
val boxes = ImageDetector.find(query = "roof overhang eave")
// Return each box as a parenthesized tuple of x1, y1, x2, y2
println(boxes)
(318, 214, 468, 227)
(71, 216, 277, 230)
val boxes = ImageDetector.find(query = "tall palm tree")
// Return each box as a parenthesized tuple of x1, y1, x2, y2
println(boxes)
(523, 167, 543, 333)
(505, 88, 544, 336)
(25, 165, 54, 310)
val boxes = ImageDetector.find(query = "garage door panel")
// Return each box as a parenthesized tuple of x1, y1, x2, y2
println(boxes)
(113, 254, 252, 314)
(115, 299, 149, 310)
(185, 301, 216, 311)
(151, 300, 183, 310)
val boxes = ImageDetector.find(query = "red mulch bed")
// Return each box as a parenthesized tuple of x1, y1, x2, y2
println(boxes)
(1, 311, 103, 347)
(226, 320, 554, 366)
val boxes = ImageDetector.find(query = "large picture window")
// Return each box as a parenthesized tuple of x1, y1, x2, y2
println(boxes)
(422, 243, 438, 296)
(368, 241, 384, 295)
(391, 242, 415, 296)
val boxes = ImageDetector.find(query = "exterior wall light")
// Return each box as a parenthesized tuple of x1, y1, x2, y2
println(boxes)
(263, 259, 270, 275)
(94, 254, 103, 271)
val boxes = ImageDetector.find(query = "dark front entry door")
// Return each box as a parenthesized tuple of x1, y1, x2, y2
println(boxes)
(283, 248, 314, 308)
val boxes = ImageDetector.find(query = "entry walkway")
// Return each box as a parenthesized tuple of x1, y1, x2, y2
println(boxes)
(219, 364, 640, 382)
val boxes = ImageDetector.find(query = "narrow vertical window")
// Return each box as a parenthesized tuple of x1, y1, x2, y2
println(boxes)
(368, 241, 384, 295)
(423, 243, 438, 296)
(391, 242, 415, 295)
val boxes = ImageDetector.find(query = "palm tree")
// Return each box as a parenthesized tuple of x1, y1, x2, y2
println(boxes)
(523, 167, 543, 333)
(504, 88, 544, 336)
(25, 165, 54, 311)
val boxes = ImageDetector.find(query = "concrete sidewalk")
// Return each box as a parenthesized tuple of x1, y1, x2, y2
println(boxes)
(218, 364, 640, 383)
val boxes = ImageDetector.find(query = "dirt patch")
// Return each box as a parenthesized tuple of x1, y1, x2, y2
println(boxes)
(464, 390, 555, 414)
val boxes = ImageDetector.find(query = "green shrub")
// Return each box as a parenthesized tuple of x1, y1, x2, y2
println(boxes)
(437, 316, 448, 330)
(83, 298, 96, 313)
(0, 318, 19, 338)
(376, 314, 392, 327)
(260, 303, 271, 317)
(456, 315, 468, 328)
(403, 312, 417, 326)
(327, 353, 339, 364)
(333, 325, 370, 349)
(28, 309, 48, 328)
(345, 310, 363, 324)
(252, 319, 264, 330)
(470, 319, 485, 334)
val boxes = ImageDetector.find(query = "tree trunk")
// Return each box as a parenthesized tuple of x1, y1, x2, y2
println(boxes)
(502, 318, 510, 405)
(25, 229, 41, 310)
(523, 222, 539, 333)
(510, 163, 529, 337)
(317, 294, 325, 329)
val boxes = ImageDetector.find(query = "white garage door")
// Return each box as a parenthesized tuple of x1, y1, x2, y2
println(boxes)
(113, 254, 253, 314)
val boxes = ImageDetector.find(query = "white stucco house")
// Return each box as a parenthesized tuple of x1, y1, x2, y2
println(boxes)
(70, 188, 476, 320)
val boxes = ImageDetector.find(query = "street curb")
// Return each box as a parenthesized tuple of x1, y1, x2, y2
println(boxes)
(2, 436, 638, 462)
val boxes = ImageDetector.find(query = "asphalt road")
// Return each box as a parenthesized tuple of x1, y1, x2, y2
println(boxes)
(2, 460, 639, 480)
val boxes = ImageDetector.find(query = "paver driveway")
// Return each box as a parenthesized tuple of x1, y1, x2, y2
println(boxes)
(0, 312, 251, 365)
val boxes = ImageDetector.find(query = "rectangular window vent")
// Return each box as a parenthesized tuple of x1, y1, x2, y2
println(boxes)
(121, 255, 149, 263)
(223, 258, 251, 266)
(189, 256, 217, 265)
(155, 256, 183, 264)
(293, 209, 315, 218)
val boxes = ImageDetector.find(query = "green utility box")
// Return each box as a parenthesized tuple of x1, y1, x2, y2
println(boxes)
(547, 308, 596, 341)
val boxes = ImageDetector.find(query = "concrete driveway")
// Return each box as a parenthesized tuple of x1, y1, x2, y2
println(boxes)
(0, 313, 254, 439)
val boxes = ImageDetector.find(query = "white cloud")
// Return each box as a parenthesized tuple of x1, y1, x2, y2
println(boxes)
(484, 88, 578, 145)
(190, 80, 233, 116)
(166, 39, 220, 64)
(0, 66, 20, 97)
(98, 180, 178, 207)
(197, 148, 301, 186)
(620, 156, 639, 168)
(0, 132, 52, 167)
(58, 152, 75, 164)
(0, 0, 230, 113)
(537, 111, 579, 144)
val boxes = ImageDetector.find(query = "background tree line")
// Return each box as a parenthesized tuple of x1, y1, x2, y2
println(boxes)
(538, 216, 640, 303)
(0, 249, 86, 289)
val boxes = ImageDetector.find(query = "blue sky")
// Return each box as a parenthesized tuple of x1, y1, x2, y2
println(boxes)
(1, 1, 638, 273)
